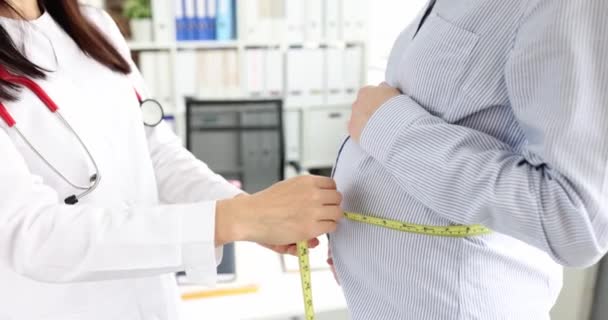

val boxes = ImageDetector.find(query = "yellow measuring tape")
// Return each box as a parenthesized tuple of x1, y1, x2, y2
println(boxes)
(296, 212, 492, 319)
(297, 241, 315, 320)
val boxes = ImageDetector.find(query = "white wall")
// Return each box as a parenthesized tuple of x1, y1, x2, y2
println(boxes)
(81, 0, 104, 8)
(366, 0, 427, 84)
(551, 267, 598, 320)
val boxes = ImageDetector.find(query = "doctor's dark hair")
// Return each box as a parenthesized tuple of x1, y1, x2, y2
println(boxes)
(0, 0, 131, 101)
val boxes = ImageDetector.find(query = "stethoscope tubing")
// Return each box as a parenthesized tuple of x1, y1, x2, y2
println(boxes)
(0, 67, 164, 204)
(0, 67, 101, 203)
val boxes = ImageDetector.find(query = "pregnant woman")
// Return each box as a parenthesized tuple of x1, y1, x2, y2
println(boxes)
(329, 0, 608, 319)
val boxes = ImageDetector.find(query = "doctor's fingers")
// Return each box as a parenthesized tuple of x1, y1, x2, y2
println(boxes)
(308, 175, 337, 190)
(312, 220, 340, 236)
(314, 205, 344, 223)
(313, 189, 342, 205)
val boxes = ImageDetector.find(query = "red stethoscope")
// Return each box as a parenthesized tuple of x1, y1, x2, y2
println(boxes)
(0, 66, 165, 205)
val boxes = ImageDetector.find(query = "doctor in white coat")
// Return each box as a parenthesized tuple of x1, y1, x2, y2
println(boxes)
(0, 1, 343, 319)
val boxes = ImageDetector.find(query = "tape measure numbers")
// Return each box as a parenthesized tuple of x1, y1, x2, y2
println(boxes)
(344, 212, 492, 237)
(296, 213, 492, 319)
(297, 242, 315, 320)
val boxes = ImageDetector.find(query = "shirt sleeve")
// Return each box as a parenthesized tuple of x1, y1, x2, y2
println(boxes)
(358, 0, 608, 268)
(0, 128, 220, 284)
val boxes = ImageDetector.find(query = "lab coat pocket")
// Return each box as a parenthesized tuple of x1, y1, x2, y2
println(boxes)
(398, 13, 479, 120)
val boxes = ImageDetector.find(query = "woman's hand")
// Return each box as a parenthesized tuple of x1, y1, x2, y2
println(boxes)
(327, 246, 339, 285)
(349, 83, 401, 142)
(215, 175, 343, 246)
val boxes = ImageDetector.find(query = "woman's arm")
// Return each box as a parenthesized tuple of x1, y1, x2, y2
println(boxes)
(352, 0, 608, 267)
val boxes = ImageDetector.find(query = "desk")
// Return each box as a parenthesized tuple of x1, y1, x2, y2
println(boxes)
(179, 270, 347, 320)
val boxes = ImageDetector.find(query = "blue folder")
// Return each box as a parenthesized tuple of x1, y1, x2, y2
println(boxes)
(199, 0, 217, 40)
(216, 0, 235, 40)
(175, 0, 187, 41)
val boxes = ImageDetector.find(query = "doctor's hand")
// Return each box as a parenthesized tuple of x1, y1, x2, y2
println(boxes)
(262, 238, 320, 256)
(349, 82, 401, 142)
(215, 175, 343, 246)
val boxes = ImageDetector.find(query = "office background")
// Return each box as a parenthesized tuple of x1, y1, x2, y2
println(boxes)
(82, 0, 606, 319)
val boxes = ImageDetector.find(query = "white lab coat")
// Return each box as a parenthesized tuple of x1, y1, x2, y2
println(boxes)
(0, 6, 241, 320)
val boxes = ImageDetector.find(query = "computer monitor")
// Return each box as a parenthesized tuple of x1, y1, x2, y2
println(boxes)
(185, 98, 285, 282)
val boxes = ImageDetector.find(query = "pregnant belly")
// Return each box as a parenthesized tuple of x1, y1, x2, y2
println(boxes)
(332, 137, 450, 226)
(329, 139, 561, 319)
(330, 138, 468, 318)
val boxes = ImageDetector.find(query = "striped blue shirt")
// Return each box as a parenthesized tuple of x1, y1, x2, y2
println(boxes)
(330, 0, 608, 319)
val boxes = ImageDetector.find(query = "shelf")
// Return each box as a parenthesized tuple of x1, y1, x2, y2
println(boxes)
(285, 40, 366, 48)
(128, 40, 366, 51)
(127, 42, 174, 51)
(177, 40, 240, 50)
(128, 41, 239, 51)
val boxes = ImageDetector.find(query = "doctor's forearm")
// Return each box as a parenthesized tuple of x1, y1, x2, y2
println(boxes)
(213, 176, 344, 247)
(215, 198, 247, 246)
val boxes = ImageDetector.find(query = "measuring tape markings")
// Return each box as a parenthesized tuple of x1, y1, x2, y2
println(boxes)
(297, 241, 315, 320)
(296, 212, 492, 319)
(344, 212, 492, 237)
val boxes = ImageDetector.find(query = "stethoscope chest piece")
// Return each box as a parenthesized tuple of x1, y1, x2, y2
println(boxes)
(140, 98, 164, 127)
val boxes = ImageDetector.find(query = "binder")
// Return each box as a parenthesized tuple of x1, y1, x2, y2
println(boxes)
(209, 50, 225, 96)
(138, 52, 175, 113)
(176, 50, 198, 97)
(156, 52, 174, 114)
(184, 0, 196, 40)
(285, 0, 305, 43)
(195, 0, 216, 40)
(265, 49, 284, 98)
(343, 0, 366, 41)
(305, 49, 325, 105)
(138, 52, 159, 97)
(304, 0, 323, 41)
(204, 0, 218, 40)
(325, 48, 347, 105)
(223, 49, 241, 96)
(268, 0, 286, 40)
(175, 0, 186, 40)
(323, 0, 341, 41)
(286, 49, 307, 107)
(241, 0, 260, 42)
(286, 49, 324, 106)
(284, 110, 301, 162)
(241, 0, 278, 42)
(152, 0, 174, 42)
(244, 49, 265, 97)
(216, 0, 236, 40)
(300, 107, 351, 168)
(344, 46, 363, 100)
(193, 0, 203, 40)
(197, 50, 224, 97)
